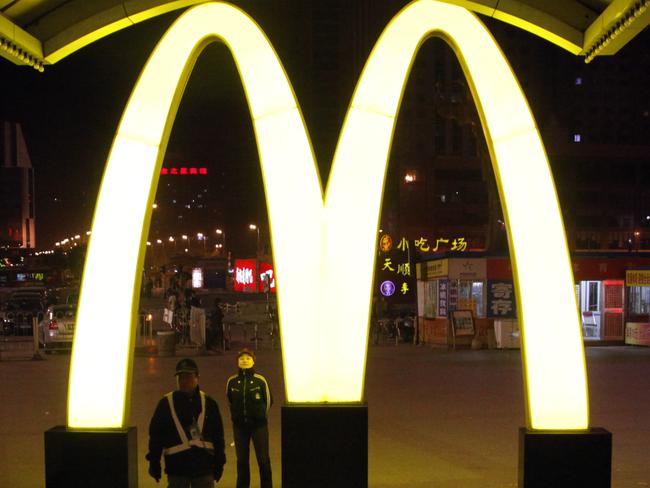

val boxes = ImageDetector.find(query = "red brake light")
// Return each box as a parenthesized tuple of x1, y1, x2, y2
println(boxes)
(49, 320, 58, 330)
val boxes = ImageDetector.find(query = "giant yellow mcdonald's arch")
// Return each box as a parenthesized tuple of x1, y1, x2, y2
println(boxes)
(68, 0, 588, 431)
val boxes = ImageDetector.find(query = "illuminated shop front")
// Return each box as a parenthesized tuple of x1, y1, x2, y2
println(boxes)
(625, 268, 650, 346)
(416, 253, 650, 347)
(571, 255, 650, 342)
(416, 256, 489, 346)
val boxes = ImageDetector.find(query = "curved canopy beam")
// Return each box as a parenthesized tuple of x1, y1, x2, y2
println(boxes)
(1, 0, 647, 70)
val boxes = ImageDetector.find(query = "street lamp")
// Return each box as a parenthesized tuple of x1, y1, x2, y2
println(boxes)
(249, 224, 260, 257)
(197, 232, 206, 253)
(168, 236, 176, 251)
(215, 228, 226, 251)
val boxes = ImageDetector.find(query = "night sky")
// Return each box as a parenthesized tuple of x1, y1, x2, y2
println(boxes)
(0, 2, 648, 250)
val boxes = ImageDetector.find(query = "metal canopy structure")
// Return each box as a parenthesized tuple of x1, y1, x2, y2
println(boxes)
(0, 0, 648, 71)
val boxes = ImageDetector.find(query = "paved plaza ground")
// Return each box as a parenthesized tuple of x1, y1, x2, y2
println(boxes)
(1, 344, 649, 487)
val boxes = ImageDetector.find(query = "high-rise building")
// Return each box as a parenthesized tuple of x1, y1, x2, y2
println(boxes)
(0, 121, 35, 248)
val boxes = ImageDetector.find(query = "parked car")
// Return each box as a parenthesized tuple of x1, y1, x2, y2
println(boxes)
(38, 304, 76, 351)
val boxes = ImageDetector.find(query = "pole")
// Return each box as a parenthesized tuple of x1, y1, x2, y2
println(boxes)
(32, 316, 43, 361)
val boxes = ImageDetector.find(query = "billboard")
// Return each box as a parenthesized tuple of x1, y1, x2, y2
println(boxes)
(233, 259, 276, 293)
(234, 259, 257, 293)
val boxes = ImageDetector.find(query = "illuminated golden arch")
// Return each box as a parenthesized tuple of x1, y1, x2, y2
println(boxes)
(328, 0, 588, 429)
(68, 2, 324, 428)
(69, 0, 588, 431)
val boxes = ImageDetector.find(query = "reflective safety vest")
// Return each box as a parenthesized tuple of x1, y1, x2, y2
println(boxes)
(162, 390, 215, 455)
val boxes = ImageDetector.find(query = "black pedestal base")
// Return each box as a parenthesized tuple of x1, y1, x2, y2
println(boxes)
(282, 403, 367, 488)
(519, 427, 612, 488)
(45, 426, 138, 488)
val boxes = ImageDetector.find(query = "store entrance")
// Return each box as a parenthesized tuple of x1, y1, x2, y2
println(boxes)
(578, 280, 602, 339)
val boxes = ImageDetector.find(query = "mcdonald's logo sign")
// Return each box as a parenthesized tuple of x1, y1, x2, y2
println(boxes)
(67, 0, 589, 431)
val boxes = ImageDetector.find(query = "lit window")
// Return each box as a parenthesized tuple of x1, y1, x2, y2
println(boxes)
(404, 170, 418, 183)
(575, 77, 582, 86)
(573, 134, 581, 143)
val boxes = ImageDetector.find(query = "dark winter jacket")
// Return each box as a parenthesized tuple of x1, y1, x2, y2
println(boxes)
(226, 368, 272, 426)
(147, 387, 226, 476)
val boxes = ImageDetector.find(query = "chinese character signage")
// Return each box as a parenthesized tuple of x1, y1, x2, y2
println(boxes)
(234, 259, 257, 293)
(234, 259, 276, 293)
(426, 259, 448, 279)
(448, 280, 458, 312)
(376, 234, 415, 303)
(438, 279, 448, 317)
(487, 280, 517, 318)
(259, 261, 276, 293)
(626, 270, 650, 287)
(413, 236, 468, 253)
(161, 166, 208, 175)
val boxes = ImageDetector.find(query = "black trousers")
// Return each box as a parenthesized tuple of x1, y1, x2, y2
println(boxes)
(233, 422, 272, 488)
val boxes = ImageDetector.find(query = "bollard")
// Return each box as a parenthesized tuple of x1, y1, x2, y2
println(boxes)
(32, 316, 43, 361)
(156, 330, 176, 357)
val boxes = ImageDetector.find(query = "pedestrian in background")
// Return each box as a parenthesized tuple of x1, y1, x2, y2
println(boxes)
(226, 348, 273, 488)
(147, 358, 226, 487)
(208, 297, 225, 351)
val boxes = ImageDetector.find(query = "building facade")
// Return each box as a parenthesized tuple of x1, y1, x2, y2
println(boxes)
(0, 121, 35, 249)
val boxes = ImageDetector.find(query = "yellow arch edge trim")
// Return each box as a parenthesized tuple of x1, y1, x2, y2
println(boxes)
(67, 2, 323, 428)
(44, 1, 208, 64)
(328, 0, 589, 429)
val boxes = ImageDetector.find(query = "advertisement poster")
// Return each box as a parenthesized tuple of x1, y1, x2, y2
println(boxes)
(450, 310, 475, 337)
(448, 280, 458, 312)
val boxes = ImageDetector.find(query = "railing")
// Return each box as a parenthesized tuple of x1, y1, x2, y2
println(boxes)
(370, 317, 417, 346)
(0, 316, 43, 361)
(222, 301, 279, 351)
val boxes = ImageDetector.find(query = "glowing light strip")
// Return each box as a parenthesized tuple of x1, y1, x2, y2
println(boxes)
(331, 0, 586, 428)
(68, 2, 322, 428)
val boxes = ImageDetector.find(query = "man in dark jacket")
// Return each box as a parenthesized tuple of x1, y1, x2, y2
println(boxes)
(147, 358, 226, 487)
(226, 348, 273, 488)
(208, 298, 225, 351)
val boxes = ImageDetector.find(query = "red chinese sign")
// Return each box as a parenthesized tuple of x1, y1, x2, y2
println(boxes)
(234, 259, 276, 293)
(161, 167, 208, 175)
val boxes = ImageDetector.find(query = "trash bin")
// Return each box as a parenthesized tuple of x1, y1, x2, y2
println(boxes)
(157, 330, 176, 357)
